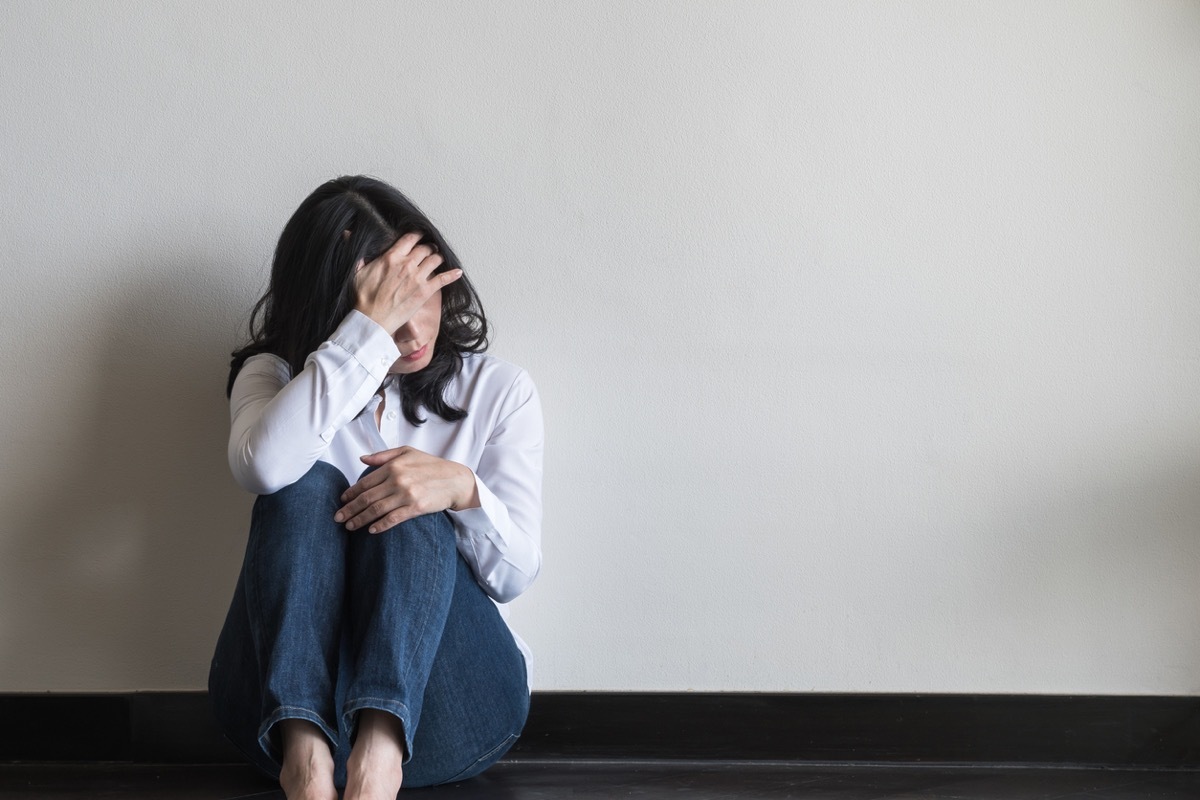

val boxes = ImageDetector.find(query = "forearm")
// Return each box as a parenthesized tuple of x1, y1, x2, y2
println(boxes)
(447, 474, 542, 603)
(445, 372, 544, 602)
(228, 311, 399, 494)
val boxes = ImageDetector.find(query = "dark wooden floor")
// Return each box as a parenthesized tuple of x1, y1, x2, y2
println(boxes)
(2, 760, 1199, 799)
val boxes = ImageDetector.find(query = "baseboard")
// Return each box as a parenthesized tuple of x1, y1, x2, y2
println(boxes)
(508, 693, 1200, 767)
(2, 692, 1198, 768)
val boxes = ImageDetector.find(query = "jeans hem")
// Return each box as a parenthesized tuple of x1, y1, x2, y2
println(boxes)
(257, 705, 341, 769)
(342, 698, 415, 764)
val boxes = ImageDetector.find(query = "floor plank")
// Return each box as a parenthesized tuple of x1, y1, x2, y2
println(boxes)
(1, 761, 1199, 799)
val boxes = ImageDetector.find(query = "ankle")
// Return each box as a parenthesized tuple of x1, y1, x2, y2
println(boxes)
(351, 709, 406, 757)
(279, 719, 334, 769)
(345, 710, 405, 797)
(278, 723, 335, 800)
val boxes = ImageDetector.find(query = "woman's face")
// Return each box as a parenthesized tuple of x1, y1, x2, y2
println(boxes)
(388, 289, 442, 374)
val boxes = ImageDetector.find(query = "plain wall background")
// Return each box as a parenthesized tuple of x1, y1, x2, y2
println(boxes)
(2, 1, 1198, 693)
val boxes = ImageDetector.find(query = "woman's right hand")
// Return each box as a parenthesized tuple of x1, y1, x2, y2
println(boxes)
(354, 232, 463, 333)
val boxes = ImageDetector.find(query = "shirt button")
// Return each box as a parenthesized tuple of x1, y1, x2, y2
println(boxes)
(386, 411, 397, 421)
(380, 356, 389, 365)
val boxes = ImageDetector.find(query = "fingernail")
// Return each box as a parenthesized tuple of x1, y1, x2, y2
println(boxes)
(334, 513, 344, 522)
(368, 526, 377, 534)
(345, 522, 355, 530)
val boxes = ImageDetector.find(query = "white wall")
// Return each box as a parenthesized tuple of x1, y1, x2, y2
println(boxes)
(2, 1, 1198, 693)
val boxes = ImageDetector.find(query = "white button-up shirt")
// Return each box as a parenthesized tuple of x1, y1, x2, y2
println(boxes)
(227, 310, 543, 688)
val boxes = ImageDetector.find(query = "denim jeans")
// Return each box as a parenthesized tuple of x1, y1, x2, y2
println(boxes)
(208, 461, 529, 789)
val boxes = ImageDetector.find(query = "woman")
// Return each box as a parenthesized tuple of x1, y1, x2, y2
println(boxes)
(209, 175, 542, 799)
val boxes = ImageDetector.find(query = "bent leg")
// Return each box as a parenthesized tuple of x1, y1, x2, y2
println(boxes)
(401, 550, 531, 787)
(209, 461, 350, 775)
(338, 509, 459, 767)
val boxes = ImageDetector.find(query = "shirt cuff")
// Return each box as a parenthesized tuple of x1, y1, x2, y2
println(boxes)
(446, 473, 510, 547)
(328, 310, 400, 380)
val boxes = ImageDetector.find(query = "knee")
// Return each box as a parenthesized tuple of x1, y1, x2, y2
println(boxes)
(385, 511, 456, 545)
(256, 462, 348, 513)
(356, 512, 458, 563)
(249, 463, 350, 552)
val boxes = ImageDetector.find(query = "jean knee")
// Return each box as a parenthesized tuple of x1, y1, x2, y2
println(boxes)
(346, 514, 458, 592)
(374, 511, 457, 552)
(248, 462, 350, 564)
(252, 462, 349, 529)
(407, 510, 456, 538)
(266, 461, 348, 503)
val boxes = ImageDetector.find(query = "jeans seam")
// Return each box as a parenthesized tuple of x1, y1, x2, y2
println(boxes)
(398, 516, 455, 688)
(444, 732, 520, 784)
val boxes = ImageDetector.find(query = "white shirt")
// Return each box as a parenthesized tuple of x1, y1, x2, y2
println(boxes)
(227, 309, 543, 690)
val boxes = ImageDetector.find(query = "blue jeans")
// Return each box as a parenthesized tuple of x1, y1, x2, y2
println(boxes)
(208, 461, 529, 789)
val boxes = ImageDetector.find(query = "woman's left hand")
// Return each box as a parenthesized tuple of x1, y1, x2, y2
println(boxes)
(336, 447, 480, 533)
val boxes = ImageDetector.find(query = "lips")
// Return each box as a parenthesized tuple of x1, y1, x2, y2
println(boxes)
(401, 344, 428, 362)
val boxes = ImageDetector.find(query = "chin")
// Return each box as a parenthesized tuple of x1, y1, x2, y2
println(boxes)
(390, 356, 433, 375)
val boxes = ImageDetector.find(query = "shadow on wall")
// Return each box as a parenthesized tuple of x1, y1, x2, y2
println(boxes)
(1, 258, 253, 689)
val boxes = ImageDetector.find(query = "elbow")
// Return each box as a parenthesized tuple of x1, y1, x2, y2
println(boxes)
(239, 472, 291, 497)
(489, 582, 524, 605)
(489, 552, 542, 604)
(228, 448, 296, 496)
(232, 466, 290, 496)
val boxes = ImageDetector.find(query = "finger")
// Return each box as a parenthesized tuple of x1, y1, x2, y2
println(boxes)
(338, 469, 387, 508)
(367, 505, 420, 534)
(384, 231, 423, 259)
(358, 447, 408, 468)
(391, 244, 434, 273)
(340, 467, 385, 502)
(410, 256, 446, 291)
(434, 268, 464, 289)
(345, 493, 405, 531)
(415, 251, 444, 276)
(336, 491, 378, 524)
(406, 256, 449, 295)
(336, 487, 376, 525)
(408, 244, 436, 264)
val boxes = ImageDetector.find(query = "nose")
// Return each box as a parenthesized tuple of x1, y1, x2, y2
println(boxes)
(394, 318, 421, 345)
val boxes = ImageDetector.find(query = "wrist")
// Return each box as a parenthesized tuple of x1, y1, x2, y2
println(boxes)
(356, 305, 394, 334)
(453, 464, 481, 511)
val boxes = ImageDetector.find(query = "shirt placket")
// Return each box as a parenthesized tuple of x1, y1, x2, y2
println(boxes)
(357, 392, 389, 452)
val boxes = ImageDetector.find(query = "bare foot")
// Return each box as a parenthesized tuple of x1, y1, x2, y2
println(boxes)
(278, 719, 338, 800)
(344, 709, 406, 800)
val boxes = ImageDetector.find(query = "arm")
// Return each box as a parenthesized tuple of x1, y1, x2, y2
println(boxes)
(227, 310, 400, 494)
(446, 370, 544, 603)
(229, 232, 462, 494)
(335, 369, 545, 603)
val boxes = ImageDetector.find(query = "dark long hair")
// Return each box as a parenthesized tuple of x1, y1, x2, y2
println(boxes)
(228, 175, 489, 426)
